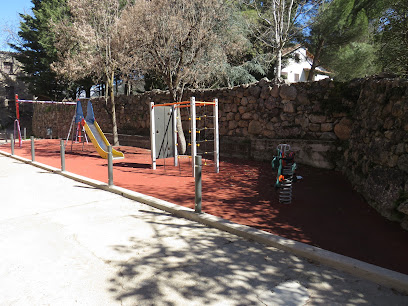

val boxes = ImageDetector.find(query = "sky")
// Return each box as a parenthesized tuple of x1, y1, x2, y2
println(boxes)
(0, 0, 33, 50)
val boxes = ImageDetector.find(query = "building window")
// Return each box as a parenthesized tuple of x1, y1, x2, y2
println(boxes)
(294, 53, 300, 63)
(294, 73, 300, 82)
(3, 62, 13, 74)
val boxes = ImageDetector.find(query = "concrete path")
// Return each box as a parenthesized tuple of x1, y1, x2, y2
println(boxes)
(0, 154, 408, 305)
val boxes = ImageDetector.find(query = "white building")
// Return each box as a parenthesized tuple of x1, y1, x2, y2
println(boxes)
(281, 45, 330, 83)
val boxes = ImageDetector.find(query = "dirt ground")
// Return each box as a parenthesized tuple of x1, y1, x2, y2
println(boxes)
(3, 139, 408, 275)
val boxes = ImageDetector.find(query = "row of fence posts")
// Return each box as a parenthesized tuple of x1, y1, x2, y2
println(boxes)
(8, 136, 203, 214)
(3, 128, 27, 144)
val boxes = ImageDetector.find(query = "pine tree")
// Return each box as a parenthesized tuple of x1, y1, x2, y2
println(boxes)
(10, 0, 90, 100)
(375, 0, 408, 77)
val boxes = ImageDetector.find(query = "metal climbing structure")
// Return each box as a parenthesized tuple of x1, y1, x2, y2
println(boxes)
(150, 96, 219, 177)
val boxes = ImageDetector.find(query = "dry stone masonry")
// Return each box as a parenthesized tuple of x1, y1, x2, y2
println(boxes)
(32, 76, 408, 230)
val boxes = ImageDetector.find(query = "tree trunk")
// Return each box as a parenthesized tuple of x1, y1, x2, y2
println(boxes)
(276, 48, 282, 78)
(308, 38, 325, 81)
(171, 89, 187, 155)
(108, 71, 119, 146)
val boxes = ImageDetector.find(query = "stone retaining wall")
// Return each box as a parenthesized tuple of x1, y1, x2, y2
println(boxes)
(32, 77, 408, 229)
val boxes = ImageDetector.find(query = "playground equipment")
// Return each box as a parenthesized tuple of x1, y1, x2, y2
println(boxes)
(81, 100, 124, 160)
(66, 100, 88, 149)
(15, 94, 123, 160)
(272, 144, 297, 204)
(15, 94, 76, 147)
(150, 96, 219, 177)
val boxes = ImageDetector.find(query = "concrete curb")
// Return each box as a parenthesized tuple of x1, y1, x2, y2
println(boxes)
(1, 149, 408, 294)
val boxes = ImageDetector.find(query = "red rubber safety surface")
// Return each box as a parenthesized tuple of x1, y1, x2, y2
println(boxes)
(3, 139, 408, 275)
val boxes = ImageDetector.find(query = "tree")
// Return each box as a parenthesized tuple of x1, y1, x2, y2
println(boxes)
(9, 0, 76, 100)
(245, 0, 322, 78)
(375, 0, 408, 76)
(119, 0, 247, 153)
(306, 0, 373, 80)
(325, 41, 379, 80)
(52, 0, 130, 145)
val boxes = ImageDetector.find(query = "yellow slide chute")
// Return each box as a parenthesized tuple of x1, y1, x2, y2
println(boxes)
(84, 101, 124, 160)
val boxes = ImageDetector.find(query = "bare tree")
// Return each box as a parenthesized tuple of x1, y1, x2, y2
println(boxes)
(245, 0, 322, 78)
(52, 0, 129, 145)
(119, 0, 245, 153)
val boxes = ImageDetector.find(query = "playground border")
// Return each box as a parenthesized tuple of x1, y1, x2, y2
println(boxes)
(1, 148, 408, 295)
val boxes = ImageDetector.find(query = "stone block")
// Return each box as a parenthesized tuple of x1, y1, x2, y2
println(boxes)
(283, 101, 296, 113)
(258, 77, 269, 87)
(241, 97, 248, 106)
(334, 117, 353, 140)
(228, 121, 238, 130)
(235, 113, 241, 121)
(238, 106, 246, 114)
(248, 96, 257, 104)
(309, 123, 320, 132)
(309, 114, 327, 123)
(270, 85, 280, 98)
(263, 130, 275, 138)
(238, 120, 249, 127)
(248, 120, 262, 135)
(397, 154, 408, 172)
(226, 112, 234, 121)
(279, 84, 297, 100)
(241, 113, 252, 120)
(321, 123, 333, 132)
(297, 93, 310, 105)
(320, 132, 337, 140)
(248, 85, 261, 98)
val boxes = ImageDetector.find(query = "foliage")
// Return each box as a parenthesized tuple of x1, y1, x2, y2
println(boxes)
(243, 0, 322, 78)
(10, 0, 76, 100)
(305, 0, 375, 81)
(52, 0, 133, 145)
(324, 42, 379, 80)
(120, 0, 247, 101)
(375, 0, 408, 77)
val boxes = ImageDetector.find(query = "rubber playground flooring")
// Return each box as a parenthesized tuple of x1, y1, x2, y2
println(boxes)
(2, 139, 408, 276)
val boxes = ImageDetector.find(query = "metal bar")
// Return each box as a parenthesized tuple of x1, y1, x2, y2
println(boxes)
(60, 139, 65, 171)
(214, 98, 219, 173)
(196, 101, 216, 105)
(152, 101, 191, 108)
(15, 99, 76, 105)
(195, 155, 202, 213)
(11, 134, 14, 155)
(172, 105, 178, 167)
(24, 128, 26, 140)
(108, 145, 113, 186)
(31, 136, 35, 161)
(150, 102, 156, 170)
(191, 97, 196, 177)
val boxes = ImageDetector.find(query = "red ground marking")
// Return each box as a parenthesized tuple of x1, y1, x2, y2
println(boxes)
(3, 139, 408, 275)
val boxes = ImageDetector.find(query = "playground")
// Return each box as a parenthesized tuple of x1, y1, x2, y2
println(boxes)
(2, 138, 408, 276)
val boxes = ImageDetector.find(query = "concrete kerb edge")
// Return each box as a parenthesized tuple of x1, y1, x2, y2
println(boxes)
(1, 149, 408, 295)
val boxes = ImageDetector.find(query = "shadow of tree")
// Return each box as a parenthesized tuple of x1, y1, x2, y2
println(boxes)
(105, 210, 406, 305)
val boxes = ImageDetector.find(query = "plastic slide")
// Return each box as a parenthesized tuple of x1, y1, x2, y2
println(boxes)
(83, 101, 124, 160)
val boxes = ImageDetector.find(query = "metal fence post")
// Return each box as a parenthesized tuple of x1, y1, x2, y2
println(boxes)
(60, 139, 65, 171)
(24, 128, 27, 140)
(108, 145, 113, 186)
(11, 134, 14, 155)
(195, 155, 202, 213)
(31, 136, 35, 161)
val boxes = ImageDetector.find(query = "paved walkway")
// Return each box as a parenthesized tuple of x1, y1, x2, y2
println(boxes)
(1, 154, 408, 305)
